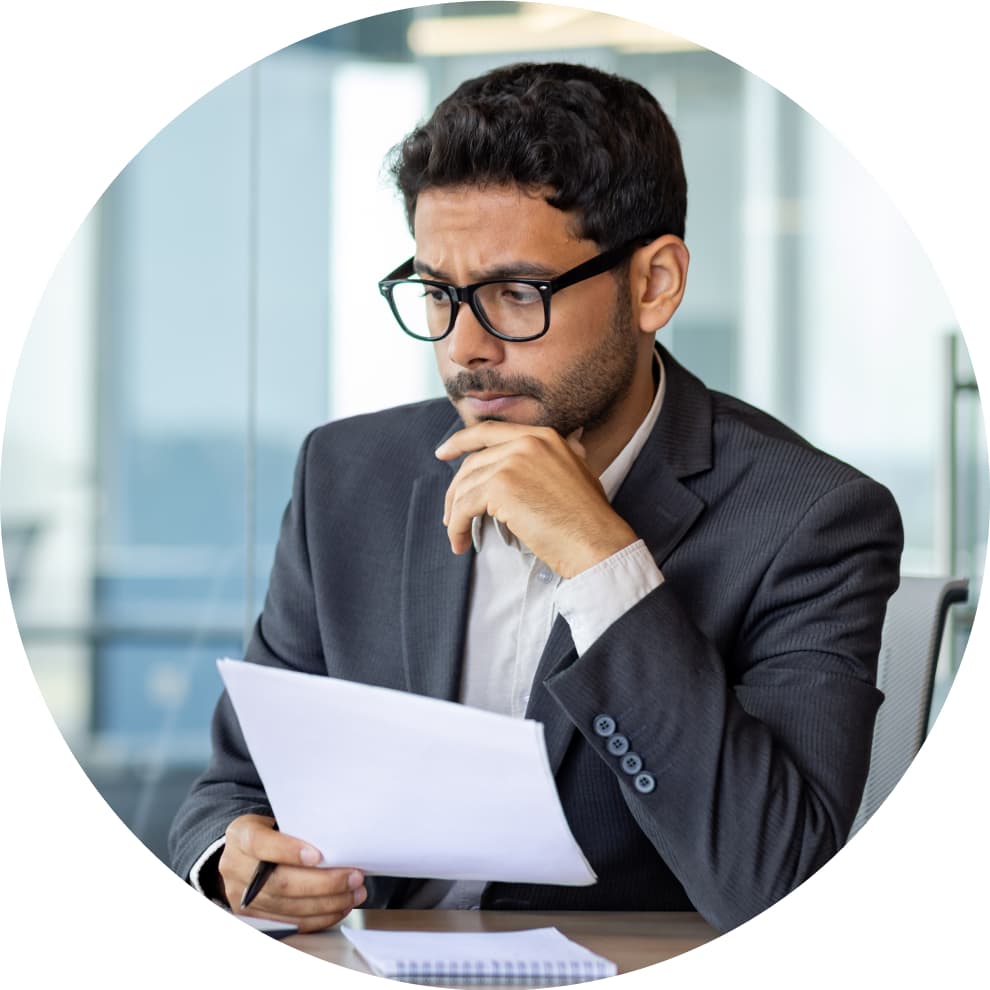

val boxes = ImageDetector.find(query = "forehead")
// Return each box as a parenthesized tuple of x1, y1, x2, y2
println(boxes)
(412, 185, 589, 274)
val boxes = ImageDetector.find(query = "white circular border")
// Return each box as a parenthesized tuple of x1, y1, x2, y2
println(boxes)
(1, 2, 986, 987)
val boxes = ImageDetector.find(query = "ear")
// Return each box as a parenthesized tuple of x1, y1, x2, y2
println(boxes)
(630, 235, 690, 334)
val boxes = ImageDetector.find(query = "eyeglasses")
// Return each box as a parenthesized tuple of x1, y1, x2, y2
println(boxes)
(377, 237, 652, 342)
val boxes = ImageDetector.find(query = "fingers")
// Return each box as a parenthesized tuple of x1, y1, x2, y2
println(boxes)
(438, 424, 596, 556)
(442, 436, 553, 551)
(442, 444, 513, 524)
(444, 459, 506, 554)
(227, 814, 322, 867)
(434, 421, 559, 460)
(219, 814, 367, 932)
(565, 427, 585, 457)
(239, 866, 367, 931)
(437, 421, 635, 576)
(440, 428, 588, 554)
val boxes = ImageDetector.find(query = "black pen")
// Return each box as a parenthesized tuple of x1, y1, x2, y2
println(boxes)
(240, 823, 278, 910)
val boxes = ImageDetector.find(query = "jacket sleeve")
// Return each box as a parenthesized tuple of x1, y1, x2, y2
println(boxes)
(167, 429, 327, 883)
(545, 476, 903, 932)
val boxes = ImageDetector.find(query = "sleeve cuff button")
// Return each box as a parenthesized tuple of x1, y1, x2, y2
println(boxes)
(606, 734, 629, 756)
(592, 715, 616, 737)
(621, 753, 643, 774)
(634, 772, 656, 794)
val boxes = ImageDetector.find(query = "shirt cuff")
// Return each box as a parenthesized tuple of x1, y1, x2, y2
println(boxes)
(555, 540, 664, 655)
(189, 836, 227, 899)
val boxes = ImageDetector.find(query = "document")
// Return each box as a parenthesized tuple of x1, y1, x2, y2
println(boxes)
(217, 659, 596, 885)
(341, 926, 617, 983)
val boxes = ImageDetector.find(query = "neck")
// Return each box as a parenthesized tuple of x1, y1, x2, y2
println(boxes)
(581, 357, 657, 477)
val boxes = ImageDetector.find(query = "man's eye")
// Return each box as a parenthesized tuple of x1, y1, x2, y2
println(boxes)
(424, 287, 449, 304)
(499, 284, 541, 305)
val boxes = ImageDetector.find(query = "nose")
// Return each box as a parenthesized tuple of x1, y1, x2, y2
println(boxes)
(443, 300, 505, 370)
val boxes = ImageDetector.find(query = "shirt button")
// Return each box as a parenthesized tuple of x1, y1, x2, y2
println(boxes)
(621, 753, 643, 775)
(592, 715, 616, 737)
(537, 567, 554, 584)
(607, 734, 629, 756)
(634, 772, 656, 794)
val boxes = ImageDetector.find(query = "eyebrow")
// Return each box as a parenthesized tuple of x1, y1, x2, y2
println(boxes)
(413, 258, 556, 282)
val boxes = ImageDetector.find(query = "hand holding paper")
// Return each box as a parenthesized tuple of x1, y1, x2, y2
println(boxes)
(217, 658, 596, 886)
(219, 813, 367, 932)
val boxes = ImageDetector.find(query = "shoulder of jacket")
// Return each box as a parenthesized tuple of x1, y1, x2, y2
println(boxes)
(708, 389, 878, 492)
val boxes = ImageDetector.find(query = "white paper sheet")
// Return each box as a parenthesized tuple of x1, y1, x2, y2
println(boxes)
(216, 659, 596, 886)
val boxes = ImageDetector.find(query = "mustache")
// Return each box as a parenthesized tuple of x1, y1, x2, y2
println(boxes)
(444, 370, 547, 402)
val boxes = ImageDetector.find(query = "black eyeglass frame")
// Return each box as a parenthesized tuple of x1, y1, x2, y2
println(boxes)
(377, 236, 655, 342)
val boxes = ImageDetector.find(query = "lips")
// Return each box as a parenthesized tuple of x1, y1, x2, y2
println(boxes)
(461, 393, 526, 415)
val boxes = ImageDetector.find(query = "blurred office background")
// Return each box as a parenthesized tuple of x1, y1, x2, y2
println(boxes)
(2, 3, 985, 865)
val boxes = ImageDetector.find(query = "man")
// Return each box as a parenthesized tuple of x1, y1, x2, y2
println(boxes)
(169, 62, 903, 935)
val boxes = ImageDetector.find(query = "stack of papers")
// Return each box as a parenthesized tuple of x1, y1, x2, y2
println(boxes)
(341, 926, 618, 984)
(216, 659, 596, 885)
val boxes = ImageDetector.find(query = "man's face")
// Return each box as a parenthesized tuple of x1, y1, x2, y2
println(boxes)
(413, 185, 643, 438)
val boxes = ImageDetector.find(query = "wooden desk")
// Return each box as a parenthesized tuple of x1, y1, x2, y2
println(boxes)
(284, 909, 718, 980)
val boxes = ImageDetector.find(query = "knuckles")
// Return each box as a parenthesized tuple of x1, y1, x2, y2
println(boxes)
(516, 432, 551, 455)
(225, 813, 274, 854)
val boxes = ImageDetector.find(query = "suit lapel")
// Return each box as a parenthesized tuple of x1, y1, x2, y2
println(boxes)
(524, 615, 578, 773)
(616, 345, 711, 567)
(527, 347, 712, 774)
(400, 424, 473, 702)
(612, 448, 706, 572)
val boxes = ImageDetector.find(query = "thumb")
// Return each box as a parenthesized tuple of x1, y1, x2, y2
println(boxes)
(565, 427, 586, 458)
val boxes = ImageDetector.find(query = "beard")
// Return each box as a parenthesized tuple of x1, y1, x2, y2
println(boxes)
(443, 287, 638, 437)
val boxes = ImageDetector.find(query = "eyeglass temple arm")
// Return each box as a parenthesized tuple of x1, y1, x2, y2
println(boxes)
(549, 237, 655, 293)
(382, 257, 417, 282)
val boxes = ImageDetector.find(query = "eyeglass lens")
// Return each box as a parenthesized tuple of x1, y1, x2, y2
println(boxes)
(388, 280, 546, 340)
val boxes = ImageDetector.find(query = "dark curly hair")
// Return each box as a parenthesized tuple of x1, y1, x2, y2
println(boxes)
(387, 61, 687, 249)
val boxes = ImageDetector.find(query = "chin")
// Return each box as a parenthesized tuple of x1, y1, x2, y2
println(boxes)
(454, 403, 531, 429)
(450, 393, 549, 431)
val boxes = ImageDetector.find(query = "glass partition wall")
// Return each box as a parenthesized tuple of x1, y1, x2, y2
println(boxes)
(2, 5, 983, 863)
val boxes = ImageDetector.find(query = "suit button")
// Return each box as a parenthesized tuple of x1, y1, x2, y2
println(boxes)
(634, 772, 656, 794)
(620, 753, 642, 775)
(592, 715, 616, 737)
(606, 734, 629, 756)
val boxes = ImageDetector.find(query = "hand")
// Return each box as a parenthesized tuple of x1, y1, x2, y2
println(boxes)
(218, 814, 366, 933)
(435, 422, 638, 578)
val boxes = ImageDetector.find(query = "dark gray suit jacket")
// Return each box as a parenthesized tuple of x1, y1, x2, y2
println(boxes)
(169, 347, 903, 932)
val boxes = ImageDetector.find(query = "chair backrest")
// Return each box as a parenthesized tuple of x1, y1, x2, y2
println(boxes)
(850, 575, 969, 836)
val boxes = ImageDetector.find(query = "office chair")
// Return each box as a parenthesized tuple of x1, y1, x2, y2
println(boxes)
(849, 574, 969, 836)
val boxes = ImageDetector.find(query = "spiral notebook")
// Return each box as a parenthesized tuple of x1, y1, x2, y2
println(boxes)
(341, 926, 617, 984)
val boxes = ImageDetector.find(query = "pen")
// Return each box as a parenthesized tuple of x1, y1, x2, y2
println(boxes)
(240, 823, 278, 910)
